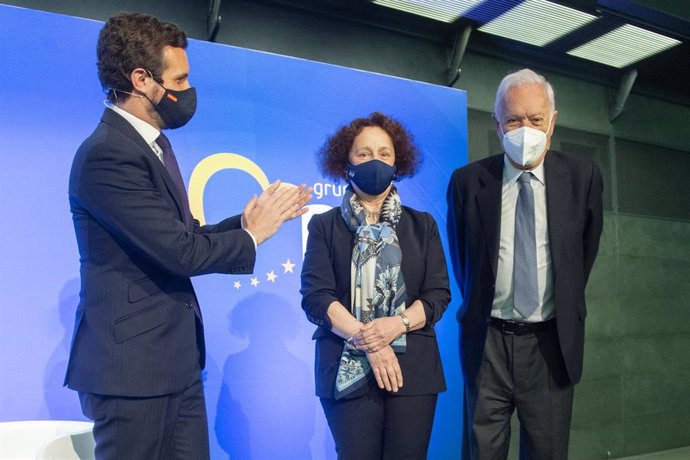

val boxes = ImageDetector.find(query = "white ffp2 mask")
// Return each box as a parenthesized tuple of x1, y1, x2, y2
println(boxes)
(501, 122, 550, 167)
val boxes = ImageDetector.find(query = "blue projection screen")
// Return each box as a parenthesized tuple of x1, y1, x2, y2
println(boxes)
(0, 4, 467, 459)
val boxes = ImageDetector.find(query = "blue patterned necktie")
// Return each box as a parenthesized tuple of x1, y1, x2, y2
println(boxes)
(513, 172, 539, 319)
(156, 133, 192, 230)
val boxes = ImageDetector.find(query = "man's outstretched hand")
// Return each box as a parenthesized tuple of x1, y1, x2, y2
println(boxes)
(243, 180, 312, 244)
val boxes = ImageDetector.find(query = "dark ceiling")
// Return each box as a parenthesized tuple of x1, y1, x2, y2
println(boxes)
(264, 0, 690, 106)
(6, 0, 687, 105)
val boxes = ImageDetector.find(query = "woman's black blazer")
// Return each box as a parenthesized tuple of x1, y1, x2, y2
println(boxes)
(301, 205, 451, 399)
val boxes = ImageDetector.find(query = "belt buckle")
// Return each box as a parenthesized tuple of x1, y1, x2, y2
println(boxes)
(501, 319, 516, 335)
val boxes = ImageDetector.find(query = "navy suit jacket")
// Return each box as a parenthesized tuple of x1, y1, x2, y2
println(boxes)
(300, 206, 451, 399)
(447, 151, 603, 385)
(65, 109, 256, 397)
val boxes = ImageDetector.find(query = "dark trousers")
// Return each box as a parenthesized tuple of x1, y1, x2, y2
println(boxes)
(464, 323, 574, 460)
(78, 374, 209, 460)
(321, 390, 438, 460)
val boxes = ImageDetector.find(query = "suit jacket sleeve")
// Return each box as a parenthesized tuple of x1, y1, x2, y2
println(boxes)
(75, 140, 256, 278)
(446, 171, 466, 295)
(583, 162, 604, 284)
(300, 213, 336, 329)
(416, 213, 451, 327)
(193, 215, 243, 234)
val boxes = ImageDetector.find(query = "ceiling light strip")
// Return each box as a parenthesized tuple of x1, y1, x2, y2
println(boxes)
(373, 0, 484, 24)
(567, 24, 682, 68)
(478, 0, 597, 46)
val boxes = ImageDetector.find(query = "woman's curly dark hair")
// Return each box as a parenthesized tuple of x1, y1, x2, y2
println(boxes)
(317, 112, 422, 182)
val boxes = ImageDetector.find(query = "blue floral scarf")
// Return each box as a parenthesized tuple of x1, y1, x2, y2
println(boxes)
(335, 186, 407, 399)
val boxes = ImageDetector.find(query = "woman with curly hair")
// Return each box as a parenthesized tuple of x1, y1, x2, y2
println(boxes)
(301, 112, 451, 459)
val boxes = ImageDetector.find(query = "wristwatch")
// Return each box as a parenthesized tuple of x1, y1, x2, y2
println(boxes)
(398, 312, 411, 333)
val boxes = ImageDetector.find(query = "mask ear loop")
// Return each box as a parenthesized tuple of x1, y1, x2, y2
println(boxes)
(103, 68, 162, 108)
(544, 113, 554, 135)
(114, 69, 162, 100)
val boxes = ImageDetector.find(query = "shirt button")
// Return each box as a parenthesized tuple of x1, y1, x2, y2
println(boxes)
(185, 302, 193, 310)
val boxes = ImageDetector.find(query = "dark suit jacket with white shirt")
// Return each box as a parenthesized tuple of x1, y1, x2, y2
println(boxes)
(65, 108, 256, 397)
(447, 150, 603, 385)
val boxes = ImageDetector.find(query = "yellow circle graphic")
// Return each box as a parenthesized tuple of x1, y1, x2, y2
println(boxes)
(188, 153, 270, 225)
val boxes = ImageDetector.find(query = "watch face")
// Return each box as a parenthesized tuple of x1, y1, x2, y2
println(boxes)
(400, 313, 410, 330)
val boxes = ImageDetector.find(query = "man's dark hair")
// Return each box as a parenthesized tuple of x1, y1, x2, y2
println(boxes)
(97, 13, 187, 102)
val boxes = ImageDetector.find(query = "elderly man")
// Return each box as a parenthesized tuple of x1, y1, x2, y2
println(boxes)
(447, 68, 603, 459)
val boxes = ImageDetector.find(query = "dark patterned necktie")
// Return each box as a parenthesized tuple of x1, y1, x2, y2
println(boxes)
(513, 172, 539, 319)
(156, 133, 192, 230)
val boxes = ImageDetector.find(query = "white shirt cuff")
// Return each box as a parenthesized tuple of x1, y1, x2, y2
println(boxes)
(241, 215, 258, 250)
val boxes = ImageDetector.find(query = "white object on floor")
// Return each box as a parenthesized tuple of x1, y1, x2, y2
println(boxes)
(0, 420, 94, 459)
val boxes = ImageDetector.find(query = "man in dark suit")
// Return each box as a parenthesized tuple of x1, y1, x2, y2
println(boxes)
(65, 13, 310, 459)
(447, 68, 603, 459)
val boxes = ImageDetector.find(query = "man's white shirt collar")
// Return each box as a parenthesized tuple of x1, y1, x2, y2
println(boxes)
(107, 103, 160, 146)
(503, 153, 546, 186)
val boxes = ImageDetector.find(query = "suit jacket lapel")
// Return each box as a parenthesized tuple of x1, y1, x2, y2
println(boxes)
(477, 155, 503, 279)
(101, 109, 188, 220)
(545, 151, 568, 276)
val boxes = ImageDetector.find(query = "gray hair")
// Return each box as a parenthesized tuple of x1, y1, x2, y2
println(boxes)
(494, 68, 555, 115)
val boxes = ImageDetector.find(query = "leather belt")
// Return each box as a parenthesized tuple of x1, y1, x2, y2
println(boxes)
(489, 317, 556, 336)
